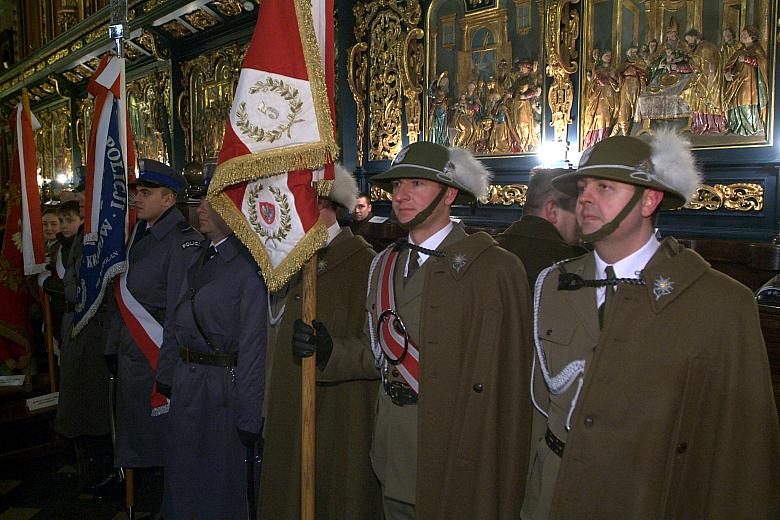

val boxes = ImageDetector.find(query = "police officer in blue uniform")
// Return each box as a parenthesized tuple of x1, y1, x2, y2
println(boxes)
(104, 159, 202, 513)
(157, 174, 267, 520)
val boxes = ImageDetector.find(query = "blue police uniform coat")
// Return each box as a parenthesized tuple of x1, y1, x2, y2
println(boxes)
(105, 207, 202, 468)
(161, 234, 267, 520)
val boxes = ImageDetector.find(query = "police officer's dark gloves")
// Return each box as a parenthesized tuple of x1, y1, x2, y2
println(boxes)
(238, 428, 259, 449)
(292, 319, 333, 370)
(156, 381, 172, 399)
(104, 354, 118, 376)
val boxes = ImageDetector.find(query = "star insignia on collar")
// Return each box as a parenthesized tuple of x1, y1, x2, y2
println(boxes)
(451, 253, 467, 273)
(317, 258, 328, 273)
(653, 275, 674, 301)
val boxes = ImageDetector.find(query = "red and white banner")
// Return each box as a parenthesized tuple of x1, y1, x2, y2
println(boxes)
(14, 93, 46, 276)
(210, 0, 337, 292)
(84, 53, 136, 238)
(114, 227, 169, 416)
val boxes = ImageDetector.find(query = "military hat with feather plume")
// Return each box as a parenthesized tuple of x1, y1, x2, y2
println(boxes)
(370, 141, 492, 204)
(314, 164, 359, 208)
(553, 129, 702, 211)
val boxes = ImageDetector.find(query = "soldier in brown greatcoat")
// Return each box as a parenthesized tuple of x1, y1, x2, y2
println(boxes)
(522, 132, 780, 519)
(358, 142, 534, 519)
(261, 166, 381, 519)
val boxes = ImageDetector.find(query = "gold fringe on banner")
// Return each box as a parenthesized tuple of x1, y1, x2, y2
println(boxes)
(210, 191, 328, 293)
(314, 179, 334, 198)
(210, 142, 339, 196)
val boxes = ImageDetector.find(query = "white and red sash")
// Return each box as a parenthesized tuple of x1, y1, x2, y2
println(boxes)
(114, 225, 169, 416)
(373, 249, 420, 394)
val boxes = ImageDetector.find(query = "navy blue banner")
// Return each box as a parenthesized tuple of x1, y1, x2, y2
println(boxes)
(73, 99, 130, 335)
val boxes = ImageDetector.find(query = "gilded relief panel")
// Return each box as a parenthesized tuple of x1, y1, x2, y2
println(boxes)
(178, 43, 247, 164)
(35, 101, 73, 183)
(127, 68, 172, 164)
(580, 0, 776, 149)
(425, 0, 547, 156)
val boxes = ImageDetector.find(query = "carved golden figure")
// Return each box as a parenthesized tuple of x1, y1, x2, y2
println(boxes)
(486, 92, 520, 154)
(682, 29, 728, 135)
(723, 26, 769, 137)
(512, 77, 541, 152)
(582, 50, 618, 148)
(611, 47, 646, 137)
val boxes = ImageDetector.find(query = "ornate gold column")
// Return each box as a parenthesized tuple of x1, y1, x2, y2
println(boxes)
(546, 0, 580, 153)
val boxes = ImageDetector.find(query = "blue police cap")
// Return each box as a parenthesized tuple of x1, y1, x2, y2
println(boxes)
(133, 159, 186, 193)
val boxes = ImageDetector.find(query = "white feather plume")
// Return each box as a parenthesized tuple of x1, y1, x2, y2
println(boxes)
(329, 164, 359, 208)
(446, 146, 493, 198)
(649, 128, 702, 201)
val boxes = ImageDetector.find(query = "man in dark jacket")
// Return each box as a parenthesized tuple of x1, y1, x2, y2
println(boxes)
(497, 167, 586, 287)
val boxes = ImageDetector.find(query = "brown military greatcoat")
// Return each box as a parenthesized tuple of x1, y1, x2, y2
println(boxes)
(260, 228, 381, 520)
(524, 237, 780, 519)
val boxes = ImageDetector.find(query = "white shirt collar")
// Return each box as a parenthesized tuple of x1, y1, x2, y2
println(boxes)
(211, 236, 230, 250)
(593, 234, 660, 305)
(405, 221, 453, 274)
(595, 234, 661, 280)
(325, 222, 342, 246)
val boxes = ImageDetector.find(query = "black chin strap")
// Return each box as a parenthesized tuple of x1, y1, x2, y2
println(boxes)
(580, 187, 644, 244)
(390, 184, 449, 230)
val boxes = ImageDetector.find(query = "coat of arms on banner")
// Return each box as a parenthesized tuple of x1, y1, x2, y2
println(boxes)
(244, 177, 294, 248)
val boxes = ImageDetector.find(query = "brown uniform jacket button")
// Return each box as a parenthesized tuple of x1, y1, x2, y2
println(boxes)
(391, 369, 399, 377)
(583, 416, 594, 427)
(472, 383, 483, 393)
(676, 442, 688, 453)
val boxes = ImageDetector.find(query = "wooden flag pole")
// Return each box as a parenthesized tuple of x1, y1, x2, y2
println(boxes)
(40, 290, 56, 392)
(301, 254, 317, 520)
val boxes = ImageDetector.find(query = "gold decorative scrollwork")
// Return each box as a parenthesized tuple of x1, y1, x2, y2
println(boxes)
(480, 184, 529, 206)
(76, 98, 94, 165)
(212, 0, 245, 17)
(370, 185, 393, 202)
(178, 43, 248, 163)
(686, 183, 764, 211)
(347, 42, 368, 166)
(136, 31, 170, 61)
(401, 28, 424, 145)
(185, 9, 219, 31)
(127, 69, 173, 164)
(546, 0, 580, 144)
(353, 0, 421, 161)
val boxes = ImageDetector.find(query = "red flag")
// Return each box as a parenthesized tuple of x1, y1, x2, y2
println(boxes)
(210, 0, 337, 292)
(0, 114, 33, 370)
(15, 91, 46, 276)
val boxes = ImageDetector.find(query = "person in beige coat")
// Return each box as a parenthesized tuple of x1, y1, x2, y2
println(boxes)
(522, 131, 780, 519)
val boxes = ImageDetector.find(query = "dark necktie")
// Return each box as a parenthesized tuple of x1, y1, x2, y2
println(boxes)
(132, 224, 149, 247)
(204, 244, 218, 264)
(404, 250, 420, 286)
(598, 265, 617, 329)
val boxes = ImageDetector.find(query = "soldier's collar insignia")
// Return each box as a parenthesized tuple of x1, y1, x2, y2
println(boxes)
(653, 275, 674, 300)
(451, 253, 467, 273)
(317, 258, 328, 273)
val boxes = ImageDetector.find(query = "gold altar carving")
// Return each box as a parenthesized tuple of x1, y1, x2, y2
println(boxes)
(127, 69, 173, 164)
(212, 0, 245, 17)
(372, 180, 762, 212)
(546, 0, 579, 145)
(351, 0, 422, 161)
(687, 182, 764, 211)
(347, 42, 368, 166)
(35, 102, 73, 183)
(178, 43, 248, 164)
(76, 98, 94, 166)
(581, 0, 775, 149)
(402, 28, 425, 146)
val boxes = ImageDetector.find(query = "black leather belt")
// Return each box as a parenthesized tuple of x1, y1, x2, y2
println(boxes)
(179, 347, 237, 367)
(383, 379, 417, 406)
(545, 427, 565, 457)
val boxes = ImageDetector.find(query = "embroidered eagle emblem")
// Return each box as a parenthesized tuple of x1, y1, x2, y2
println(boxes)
(451, 253, 467, 273)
